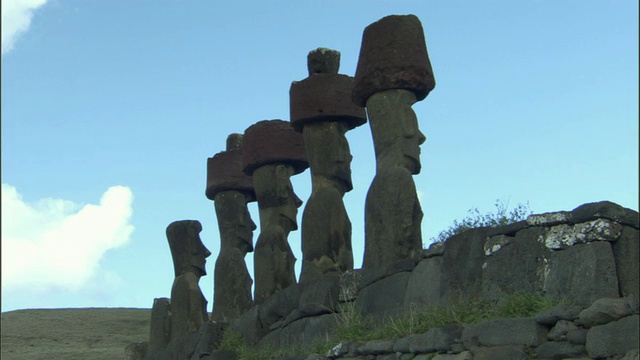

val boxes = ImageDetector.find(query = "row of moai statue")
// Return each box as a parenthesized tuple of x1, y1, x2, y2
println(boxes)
(146, 14, 436, 356)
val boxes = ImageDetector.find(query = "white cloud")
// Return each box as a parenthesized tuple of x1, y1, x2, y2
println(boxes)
(1, 184, 134, 292)
(1, 0, 48, 54)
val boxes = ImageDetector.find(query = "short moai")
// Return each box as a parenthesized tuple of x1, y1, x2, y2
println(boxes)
(352, 15, 436, 269)
(166, 220, 211, 341)
(242, 119, 309, 303)
(147, 297, 171, 356)
(290, 48, 367, 282)
(206, 133, 257, 322)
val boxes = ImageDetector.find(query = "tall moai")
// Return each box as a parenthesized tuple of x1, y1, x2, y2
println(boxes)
(352, 15, 436, 269)
(206, 134, 257, 321)
(290, 48, 367, 282)
(242, 120, 309, 303)
(166, 220, 211, 340)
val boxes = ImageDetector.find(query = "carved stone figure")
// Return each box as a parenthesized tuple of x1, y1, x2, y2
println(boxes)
(147, 297, 171, 356)
(290, 48, 367, 282)
(352, 15, 436, 269)
(242, 120, 309, 303)
(206, 134, 257, 321)
(166, 220, 211, 340)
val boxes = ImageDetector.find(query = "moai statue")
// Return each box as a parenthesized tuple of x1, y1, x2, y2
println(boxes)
(289, 48, 367, 282)
(352, 15, 436, 269)
(206, 134, 257, 321)
(166, 220, 211, 340)
(242, 120, 309, 303)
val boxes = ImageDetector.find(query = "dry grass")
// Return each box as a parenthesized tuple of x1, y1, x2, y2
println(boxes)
(1, 308, 151, 360)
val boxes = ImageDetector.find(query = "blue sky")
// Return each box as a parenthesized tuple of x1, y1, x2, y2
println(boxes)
(1, 1, 638, 313)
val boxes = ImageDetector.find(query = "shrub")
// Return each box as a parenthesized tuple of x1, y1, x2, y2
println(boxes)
(429, 198, 532, 244)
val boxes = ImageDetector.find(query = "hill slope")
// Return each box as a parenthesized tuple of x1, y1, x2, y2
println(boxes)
(1, 308, 151, 360)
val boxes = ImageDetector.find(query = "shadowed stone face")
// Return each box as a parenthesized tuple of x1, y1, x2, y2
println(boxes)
(302, 121, 353, 193)
(167, 220, 211, 277)
(367, 89, 426, 175)
(214, 191, 256, 254)
(253, 164, 303, 232)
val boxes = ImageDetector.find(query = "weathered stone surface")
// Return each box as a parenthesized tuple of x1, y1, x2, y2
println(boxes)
(620, 348, 640, 360)
(242, 120, 309, 176)
(166, 220, 211, 341)
(423, 241, 444, 258)
(307, 47, 340, 75)
(544, 242, 619, 306)
(192, 321, 227, 358)
(355, 271, 411, 318)
(288, 273, 340, 324)
(264, 314, 339, 351)
(579, 297, 636, 328)
(148, 297, 171, 356)
(404, 256, 447, 310)
(548, 320, 579, 341)
(299, 121, 355, 282)
(125, 342, 148, 360)
(482, 227, 552, 301)
(361, 258, 417, 289)
(290, 74, 366, 131)
(442, 227, 490, 301)
(409, 324, 463, 353)
(571, 200, 639, 228)
(486, 220, 529, 237)
(361, 339, 395, 355)
(586, 314, 639, 358)
(526, 211, 572, 227)
(211, 190, 256, 322)
(203, 349, 238, 360)
(613, 226, 640, 299)
(535, 341, 586, 359)
(462, 317, 548, 348)
(228, 306, 266, 346)
(259, 282, 304, 330)
(252, 163, 303, 304)
(534, 304, 584, 326)
(483, 234, 514, 256)
(472, 345, 528, 360)
(543, 219, 623, 250)
(352, 15, 435, 107)
(567, 328, 588, 345)
(206, 134, 255, 201)
(392, 336, 411, 353)
(339, 269, 361, 302)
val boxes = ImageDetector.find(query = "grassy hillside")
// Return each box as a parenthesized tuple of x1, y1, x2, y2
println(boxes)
(1, 308, 151, 360)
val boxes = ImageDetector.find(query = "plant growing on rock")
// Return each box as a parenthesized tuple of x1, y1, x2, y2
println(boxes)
(429, 198, 532, 244)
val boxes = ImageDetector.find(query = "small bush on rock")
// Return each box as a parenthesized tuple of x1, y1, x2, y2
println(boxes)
(429, 198, 532, 244)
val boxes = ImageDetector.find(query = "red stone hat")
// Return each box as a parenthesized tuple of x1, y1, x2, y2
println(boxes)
(352, 14, 436, 107)
(206, 134, 256, 202)
(242, 120, 309, 176)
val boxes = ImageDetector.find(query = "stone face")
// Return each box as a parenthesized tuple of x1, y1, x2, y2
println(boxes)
(586, 314, 640, 358)
(352, 14, 435, 107)
(148, 297, 171, 356)
(206, 134, 256, 202)
(242, 119, 309, 176)
(211, 190, 256, 322)
(482, 227, 552, 301)
(462, 317, 548, 348)
(355, 271, 411, 318)
(166, 220, 211, 341)
(579, 297, 636, 328)
(404, 256, 447, 310)
(252, 163, 303, 304)
(570, 200, 639, 228)
(544, 241, 619, 306)
(307, 47, 340, 75)
(612, 226, 640, 299)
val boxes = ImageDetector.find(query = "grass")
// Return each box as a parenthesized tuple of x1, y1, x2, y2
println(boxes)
(219, 291, 567, 359)
(1, 307, 151, 360)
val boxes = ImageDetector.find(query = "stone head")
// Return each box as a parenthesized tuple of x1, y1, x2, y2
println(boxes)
(214, 191, 257, 254)
(302, 121, 353, 192)
(166, 220, 211, 277)
(252, 164, 303, 231)
(367, 90, 426, 174)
